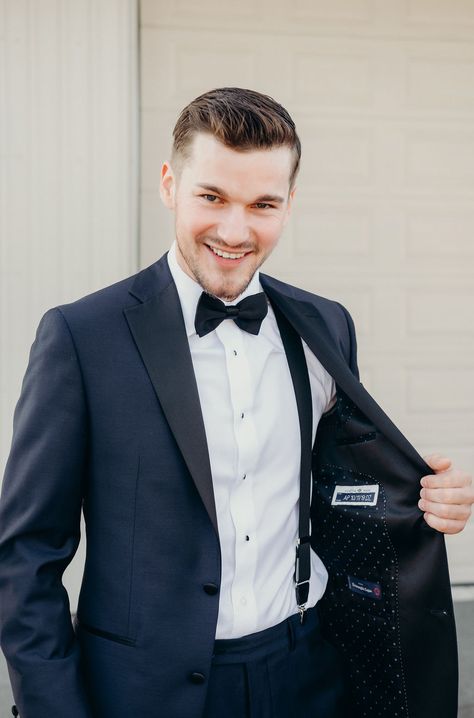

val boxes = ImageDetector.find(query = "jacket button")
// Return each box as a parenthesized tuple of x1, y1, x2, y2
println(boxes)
(190, 671, 206, 684)
(203, 582, 219, 595)
(11, 707, 19, 717)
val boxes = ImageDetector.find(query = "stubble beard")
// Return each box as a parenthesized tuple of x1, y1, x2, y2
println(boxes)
(176, 237, 260, 302)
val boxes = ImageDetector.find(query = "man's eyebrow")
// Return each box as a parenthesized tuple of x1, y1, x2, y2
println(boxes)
(254, 194, 285, 204)
(195, 183, 285, 204)
(196, 183, 226, 195)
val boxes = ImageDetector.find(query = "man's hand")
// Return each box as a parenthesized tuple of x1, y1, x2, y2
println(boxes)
(418, 454, 474, 534)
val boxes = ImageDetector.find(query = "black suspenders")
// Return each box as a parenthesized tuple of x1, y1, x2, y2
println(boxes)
(271, 300, 313, 623)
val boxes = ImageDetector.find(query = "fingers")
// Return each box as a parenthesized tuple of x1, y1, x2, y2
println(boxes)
(422, 513, 467, 535)
(420, 485, 474, 506)
(423, 453, 452, 472)
(420, 469, 472, 490)
(419, 454, 473, 534)
(418, 498, 472, 522)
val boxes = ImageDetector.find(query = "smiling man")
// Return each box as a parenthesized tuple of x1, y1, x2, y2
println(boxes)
(160, 131, 295, 302)
(0, 87, 473, 718)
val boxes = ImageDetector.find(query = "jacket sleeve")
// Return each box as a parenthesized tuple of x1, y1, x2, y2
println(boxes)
(0, 308, 92, 717)
(335, 301, 360, 381)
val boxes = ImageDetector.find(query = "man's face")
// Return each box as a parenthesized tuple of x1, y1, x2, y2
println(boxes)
(160, 133, 296, 301)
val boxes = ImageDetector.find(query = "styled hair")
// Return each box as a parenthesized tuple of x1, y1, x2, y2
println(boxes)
(171, 87, 301, 189)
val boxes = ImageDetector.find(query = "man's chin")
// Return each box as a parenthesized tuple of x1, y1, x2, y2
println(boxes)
(204, 288, 246, 303)
(201, 277, 251, 303)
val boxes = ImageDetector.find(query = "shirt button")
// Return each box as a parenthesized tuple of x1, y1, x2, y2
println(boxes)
(203, 582, 219, 595)
(241, 412, 245, 419)
(233, 349, 237, 356)
(190, 672, 206, 684)
(245, 535, 250, 541)
(242, 474, 246, 480)
(240, 596, 247, 606)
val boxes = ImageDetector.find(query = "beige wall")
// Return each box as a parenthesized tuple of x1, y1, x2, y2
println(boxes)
(0, 1, 472, 599)
(0, 0, 139, 604)
(140, 0, 474, 583)
(1, 0, 139, 468)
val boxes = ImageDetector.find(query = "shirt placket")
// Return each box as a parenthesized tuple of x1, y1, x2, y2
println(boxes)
(216, 320, 260, 636)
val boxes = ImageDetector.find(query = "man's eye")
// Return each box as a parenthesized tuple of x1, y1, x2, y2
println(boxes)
(202, 194, 219, 202)
(254, 203, 273, 209)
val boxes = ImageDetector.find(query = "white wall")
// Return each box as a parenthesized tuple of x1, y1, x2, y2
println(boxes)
(0, 0, 139, 604)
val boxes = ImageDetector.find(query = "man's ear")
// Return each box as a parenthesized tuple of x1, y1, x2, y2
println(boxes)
(160, 161, 176, 209)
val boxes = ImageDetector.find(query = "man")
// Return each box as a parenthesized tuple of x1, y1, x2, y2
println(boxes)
(0, 87, 472, 718)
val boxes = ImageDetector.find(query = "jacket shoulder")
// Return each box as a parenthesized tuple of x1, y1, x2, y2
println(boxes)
(260, 272, 349, 322)
(260, 273, 359, 378)
(49, 253, 170, 325)
(55, 271, 140, 318)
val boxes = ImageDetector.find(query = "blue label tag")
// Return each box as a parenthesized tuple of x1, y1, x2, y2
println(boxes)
(348, 575, 382, 600)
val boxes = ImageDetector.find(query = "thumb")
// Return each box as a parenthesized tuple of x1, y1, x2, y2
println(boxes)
(423, 453, 452, 472)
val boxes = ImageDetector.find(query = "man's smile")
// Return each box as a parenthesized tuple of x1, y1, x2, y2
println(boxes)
(204, 243, 252, 265)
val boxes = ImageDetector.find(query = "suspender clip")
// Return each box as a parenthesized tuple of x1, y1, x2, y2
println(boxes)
(297, 603, 307, 624)
(294, 536, 311, 612)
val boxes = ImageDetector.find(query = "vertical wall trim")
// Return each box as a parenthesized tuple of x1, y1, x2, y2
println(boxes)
(1, 0, 140, 472)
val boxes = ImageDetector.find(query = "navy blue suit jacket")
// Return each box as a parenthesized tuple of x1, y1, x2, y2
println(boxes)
(0, 252, 458, 717)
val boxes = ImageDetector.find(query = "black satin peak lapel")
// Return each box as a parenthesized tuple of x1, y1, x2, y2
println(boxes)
(123, 273, 218, 537)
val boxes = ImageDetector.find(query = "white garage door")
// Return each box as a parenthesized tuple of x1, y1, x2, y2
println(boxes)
(139, 0, 474, 584)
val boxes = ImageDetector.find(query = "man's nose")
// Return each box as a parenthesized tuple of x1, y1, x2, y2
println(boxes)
(216, 207, 251, 245)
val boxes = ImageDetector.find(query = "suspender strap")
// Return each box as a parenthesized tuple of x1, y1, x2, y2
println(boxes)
(270, 299, 313, 622)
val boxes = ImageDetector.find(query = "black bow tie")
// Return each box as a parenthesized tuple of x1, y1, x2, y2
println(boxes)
(195, 291, 268, 337)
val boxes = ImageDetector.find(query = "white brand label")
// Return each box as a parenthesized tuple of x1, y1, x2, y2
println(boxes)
(331, 484, 379, 507)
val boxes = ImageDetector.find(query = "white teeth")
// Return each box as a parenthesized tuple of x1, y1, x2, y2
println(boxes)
(209, 246, 246, 260)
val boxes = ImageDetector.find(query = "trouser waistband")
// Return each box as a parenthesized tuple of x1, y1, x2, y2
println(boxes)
(211, 605, 320, 664)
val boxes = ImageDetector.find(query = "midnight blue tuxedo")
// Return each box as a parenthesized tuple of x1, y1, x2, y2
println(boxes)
(0, 252, 458, 717)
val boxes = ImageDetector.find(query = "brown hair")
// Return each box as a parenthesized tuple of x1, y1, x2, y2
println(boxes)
(171, 87, 301, 189)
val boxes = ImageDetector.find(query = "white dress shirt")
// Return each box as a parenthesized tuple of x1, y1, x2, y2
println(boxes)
(167, 242, 336, 639)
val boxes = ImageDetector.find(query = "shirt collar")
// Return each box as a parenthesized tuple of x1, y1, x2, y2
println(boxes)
(167, 240, 264, 338)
